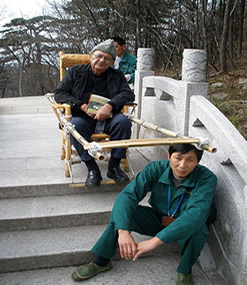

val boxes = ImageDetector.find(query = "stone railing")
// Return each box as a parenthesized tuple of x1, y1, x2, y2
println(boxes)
(134, 48, 247, 285)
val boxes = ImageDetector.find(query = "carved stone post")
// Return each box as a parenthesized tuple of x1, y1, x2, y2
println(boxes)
(182, 49, 207, 82)
(136, 48, 154, 71)
(177, 49, 208, 136)
(134, 48, 155, 138)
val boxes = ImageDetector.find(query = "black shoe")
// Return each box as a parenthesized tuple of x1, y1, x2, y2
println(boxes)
(86, 170, 102, 187)
(107, 166, 129, 183)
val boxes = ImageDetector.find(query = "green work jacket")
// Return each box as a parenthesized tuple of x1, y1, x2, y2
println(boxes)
(118, 51, 137, 84)
(111, 160, 217, 244)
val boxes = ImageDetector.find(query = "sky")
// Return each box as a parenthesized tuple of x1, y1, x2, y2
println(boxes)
(0, 0, 51, 26)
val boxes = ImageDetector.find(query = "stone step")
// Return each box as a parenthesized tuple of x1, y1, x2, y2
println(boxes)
(0, 256, 219, 285)
(0, 191, 121, 232)
(0, 225, 175, 274)
(0, 218, 227, 284)
(0, 225, 105, 273)
(0, 150, 145, 195)
(0, 180, 128, 200)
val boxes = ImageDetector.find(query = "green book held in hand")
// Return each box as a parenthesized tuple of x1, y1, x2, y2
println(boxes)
(88, 94, 112, 117)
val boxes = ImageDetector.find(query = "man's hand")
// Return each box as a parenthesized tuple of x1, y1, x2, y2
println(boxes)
(133, 237, 163, 261)
(80, 103, 96, 118)
(80, 103, 112, 120)
(80, 103, 88, 112)
(94, 103, 112, 121)
(118, 230, 137, 260)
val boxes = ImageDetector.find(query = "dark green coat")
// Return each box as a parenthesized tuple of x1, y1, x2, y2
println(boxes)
(117, 51, 137, 84)
(111, 160, 217, 244)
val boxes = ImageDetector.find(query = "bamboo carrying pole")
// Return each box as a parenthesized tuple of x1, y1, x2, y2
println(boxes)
(84, 138, 201, 150)
(128, 116, 217, 153)
(46, 93, 217, 163)
(46, 93, 105, 161)
(59, 112, 105, 161)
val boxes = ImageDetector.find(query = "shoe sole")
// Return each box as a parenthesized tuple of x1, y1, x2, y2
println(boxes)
(72, 264, 112, 281)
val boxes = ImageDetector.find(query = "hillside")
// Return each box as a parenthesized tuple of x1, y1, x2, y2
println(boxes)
(208, 43, 247, 140)
(164, 43, 247, 140)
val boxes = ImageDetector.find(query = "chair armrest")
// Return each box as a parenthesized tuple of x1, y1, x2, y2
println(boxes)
(124, 102, 137, 106)
(123, 102, 137, 115)
(46, 92, 71, 112)
(50, 102, 71, 111)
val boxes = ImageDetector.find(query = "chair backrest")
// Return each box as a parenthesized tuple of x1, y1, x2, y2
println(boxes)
(59, 51, 90, 80)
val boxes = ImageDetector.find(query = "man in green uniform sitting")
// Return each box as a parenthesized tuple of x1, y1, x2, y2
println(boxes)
(72, 143, 217, 285)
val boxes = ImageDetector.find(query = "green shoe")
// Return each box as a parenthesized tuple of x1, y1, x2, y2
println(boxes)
(72, 261, 112, 281)
(176, 272, 194, 285)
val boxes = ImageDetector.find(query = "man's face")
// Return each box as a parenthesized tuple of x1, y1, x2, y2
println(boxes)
(90, 51, 114, 75)
(168, 150, 199, 178)
(114, 42, 125, 57)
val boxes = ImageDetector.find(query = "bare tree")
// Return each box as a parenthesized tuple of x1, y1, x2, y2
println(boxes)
(237, 0, 246, 57)
(1, 0, 247, 97)
(220, 0, 232, 72)
(0, 16, 59, 97)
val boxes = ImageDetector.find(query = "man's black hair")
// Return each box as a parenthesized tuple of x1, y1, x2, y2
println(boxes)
(112, 36, 126, 46)
(168, 144, 203, 162)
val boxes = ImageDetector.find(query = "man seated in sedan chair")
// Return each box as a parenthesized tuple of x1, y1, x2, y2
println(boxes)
(54, 39, 135, 187)
(71, 143, 217, 285)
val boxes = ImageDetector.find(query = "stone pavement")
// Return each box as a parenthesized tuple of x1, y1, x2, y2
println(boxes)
(0, 96, 227, 284)
(0, 95, 148, 187)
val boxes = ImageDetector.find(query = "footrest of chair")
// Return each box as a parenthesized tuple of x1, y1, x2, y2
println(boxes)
(91, 133, 111, 141)
(69, 177, 135, 188)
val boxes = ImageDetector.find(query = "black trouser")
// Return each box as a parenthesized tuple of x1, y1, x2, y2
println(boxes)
(70, 112, 132, 161)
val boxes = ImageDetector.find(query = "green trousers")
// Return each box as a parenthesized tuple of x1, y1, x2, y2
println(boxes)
(92, 205, 208, 274)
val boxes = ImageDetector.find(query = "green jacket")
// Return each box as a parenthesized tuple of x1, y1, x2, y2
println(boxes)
(111, 160, 217, 244)
(118, 51, 137, 84)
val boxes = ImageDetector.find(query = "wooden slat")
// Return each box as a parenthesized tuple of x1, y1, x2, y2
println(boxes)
(59, 51, 90, 81)
(91, 133, 111, 140)
(60, 54, 90, 68)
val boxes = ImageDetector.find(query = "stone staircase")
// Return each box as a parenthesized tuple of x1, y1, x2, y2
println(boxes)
(0, 184, 119, 273)
(0, 183, 220, 285)
(0, 96, 227, 284)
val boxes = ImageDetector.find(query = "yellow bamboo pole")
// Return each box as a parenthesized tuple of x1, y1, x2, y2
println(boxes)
(46, 93, 105, 161)
(129, 117, 181, 137)
(60, 119, 105, 161)
(85, 138, 201, 151)
(46, 93, 216, 159)
(129, 116, 217, 153)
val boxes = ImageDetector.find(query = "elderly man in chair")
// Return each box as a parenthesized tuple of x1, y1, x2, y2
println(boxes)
(54, 39, 135, 187)
(71, 143, 217, 285)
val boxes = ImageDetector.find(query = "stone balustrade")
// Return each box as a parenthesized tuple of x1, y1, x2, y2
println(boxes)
(134, 48, 247, 285)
